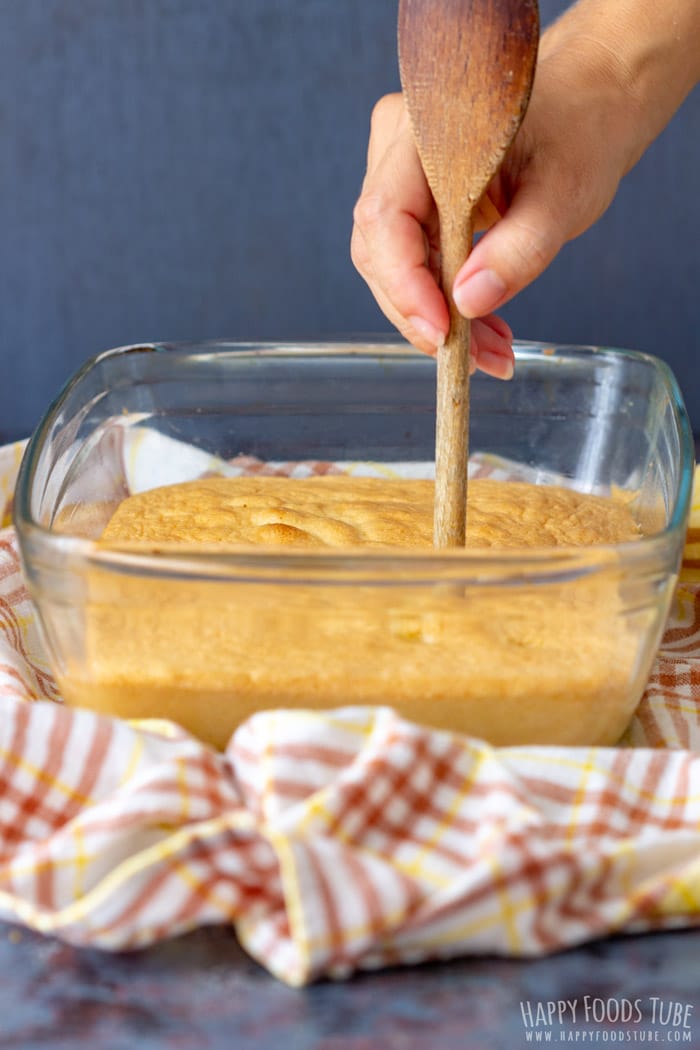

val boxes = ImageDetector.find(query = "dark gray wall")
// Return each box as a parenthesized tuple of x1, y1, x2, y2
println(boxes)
(0, 0, 698, 441)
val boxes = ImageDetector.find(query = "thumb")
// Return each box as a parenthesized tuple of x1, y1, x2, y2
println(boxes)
(451, 179, 569, 319)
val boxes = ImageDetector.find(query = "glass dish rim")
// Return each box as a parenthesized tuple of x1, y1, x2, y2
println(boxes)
(14, 339, 694, 581)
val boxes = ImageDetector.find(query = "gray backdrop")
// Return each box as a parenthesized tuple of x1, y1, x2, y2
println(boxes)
(1, 0, 698, 441)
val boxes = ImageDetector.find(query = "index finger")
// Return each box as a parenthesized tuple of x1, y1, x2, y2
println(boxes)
(353, 99, 448, 345)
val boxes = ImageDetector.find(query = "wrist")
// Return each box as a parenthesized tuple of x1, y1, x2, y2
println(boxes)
(540, 0, 700, 173)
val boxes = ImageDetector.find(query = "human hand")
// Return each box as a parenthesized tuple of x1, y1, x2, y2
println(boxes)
(351, 0, 700, 377)
(351, 92, 516, 378)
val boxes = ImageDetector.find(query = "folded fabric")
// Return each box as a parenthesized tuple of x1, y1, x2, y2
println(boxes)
(1, 439, 699, 986)
(1, 686, 700, 986)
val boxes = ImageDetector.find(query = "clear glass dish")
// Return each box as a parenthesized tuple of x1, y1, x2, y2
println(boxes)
(14, 340, 693, 749)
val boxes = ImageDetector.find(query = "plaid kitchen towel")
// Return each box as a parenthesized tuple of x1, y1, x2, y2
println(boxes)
(1, 438, 699, 986)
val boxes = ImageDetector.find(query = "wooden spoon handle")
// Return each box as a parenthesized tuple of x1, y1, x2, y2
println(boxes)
(434, 210, 474, 548)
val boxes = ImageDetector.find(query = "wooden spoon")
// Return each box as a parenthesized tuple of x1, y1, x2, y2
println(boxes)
(398, 0, 539, 547)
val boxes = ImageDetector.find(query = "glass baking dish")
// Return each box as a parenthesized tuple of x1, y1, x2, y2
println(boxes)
(14, 341, 693, 749)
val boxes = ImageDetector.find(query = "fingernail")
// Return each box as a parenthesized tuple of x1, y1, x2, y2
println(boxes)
(478, 349, 514, 380)
(453, 269, 507, 319)
(407, 316, 446, 350)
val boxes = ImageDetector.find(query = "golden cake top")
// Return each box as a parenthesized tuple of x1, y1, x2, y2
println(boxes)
(99, 476, 641, 551)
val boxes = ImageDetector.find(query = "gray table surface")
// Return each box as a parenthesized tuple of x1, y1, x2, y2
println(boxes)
(0, 921, 698, 1049)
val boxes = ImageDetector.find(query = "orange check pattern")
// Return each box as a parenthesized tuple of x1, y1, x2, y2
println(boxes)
(1, 439, 700, 986)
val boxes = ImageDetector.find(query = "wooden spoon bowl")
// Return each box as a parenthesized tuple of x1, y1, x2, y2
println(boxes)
(398, 0, 539, 546)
